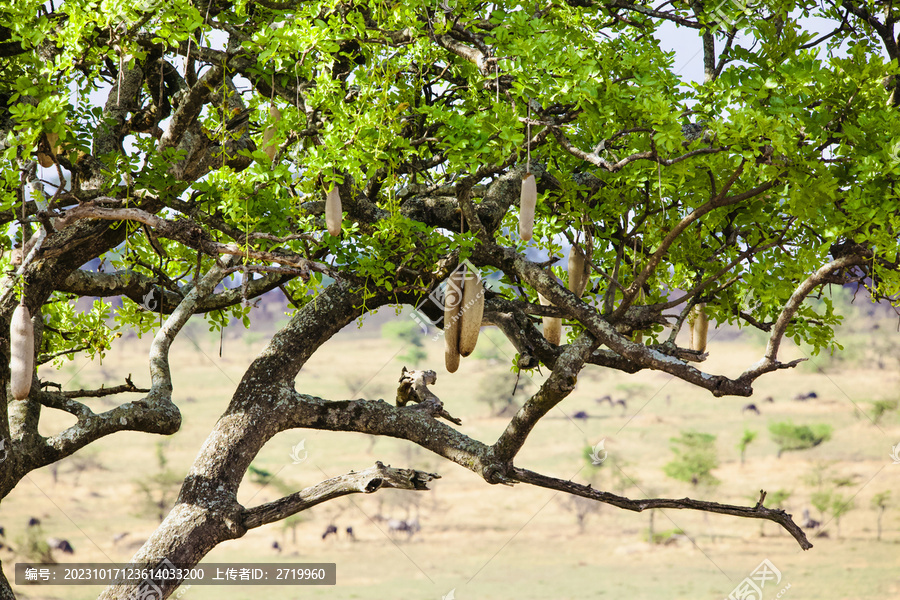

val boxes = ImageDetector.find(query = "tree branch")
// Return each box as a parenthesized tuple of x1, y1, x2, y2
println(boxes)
(158, 65, 224, 152)
(57, 267, 294, 314)
(738, 253, 870, 382)
(476, 243, 760, 397)
(396, 367, 462, 425)
(601, 0, 705, 29)
(614, 174, 783, 320)
(493, 333, 596, 462)
(60, 376, 148, 398)
(512, 467, 813, 550)
(552, 127, 727, 172)
(23, 258, 235, 475)
(54, 204, 324, 276)
(242, 462, 439, 529)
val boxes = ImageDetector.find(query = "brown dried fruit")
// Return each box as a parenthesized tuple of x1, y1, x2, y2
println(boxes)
(444, 267, 465, 372)
(458, 270, 484, 357)
(567, 245, 589, 298)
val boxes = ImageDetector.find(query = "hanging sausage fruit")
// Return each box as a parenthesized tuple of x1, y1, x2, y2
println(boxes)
(519, 173, 536, 241)
(519, 100, 537, 241)
(689, 303, 709, 352)
(567, 244, 589, 298)
(538, 293, 561, 345)
(10, 301, 34, 400)
(444, 267, 465, 373)
(262, 105, 282, 162)
(458, 269, 485, 357)
(325, 184, 342, 237)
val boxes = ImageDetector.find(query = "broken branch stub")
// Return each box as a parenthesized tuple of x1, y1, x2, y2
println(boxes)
(396, 367, 462, 425)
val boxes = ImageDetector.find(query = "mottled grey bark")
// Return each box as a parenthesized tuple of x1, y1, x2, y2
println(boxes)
(98, 280, 391, 600)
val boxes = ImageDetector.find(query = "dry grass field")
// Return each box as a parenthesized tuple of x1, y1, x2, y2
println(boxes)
(3, 295, 900, 600)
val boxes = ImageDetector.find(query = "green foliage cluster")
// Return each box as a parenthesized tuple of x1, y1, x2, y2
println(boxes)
(663, 431, 720, 488)
(763, 489, 791, 509)
(870, 399, 899, 425)
(736, 428, 757, 464)
(2, 0, 899, 372)
(768, 421, 833, 457)
(381, 320, 427, 366)
(476, 370, 525, 416)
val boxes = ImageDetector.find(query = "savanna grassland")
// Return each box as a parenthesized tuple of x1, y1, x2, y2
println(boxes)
(3, 294, 900, 600)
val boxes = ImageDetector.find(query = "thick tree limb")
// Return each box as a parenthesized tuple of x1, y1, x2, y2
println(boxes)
(434, 33, 490, 74)
(286, 394, 504, 481)
(98, 281, 395, 600)
(33, 391, 92, 419)
(7, 257, 235, 491)
(93, 62, 144, 158)
(158, 65, 224, 152)
(242, 462, 439, 529)
(476, 243, 769, 397)
(57, 268, 293, 314)
(483, 297, 642, 373)
(54, 205, 324, 277)
(493, 333, 597, 462)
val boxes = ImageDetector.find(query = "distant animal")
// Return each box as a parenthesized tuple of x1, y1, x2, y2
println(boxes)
(271, 540, 281, 553)
(0, 526, 5, 537)
(346, 527, 356, 541)
(47, 538, 74, 554)
(595, 395, 612, 405)
(762, 396, 774, 403)
(742, 403, 760, 415)
(572, 410, 589, 420)
(27, 518, 40, 527)
(321, 524, 339, 540)
(802, 509, 821, 529)
(613, 399, 627, 411)
(794, 391, 818, 401)
(387, 518, 420, 539)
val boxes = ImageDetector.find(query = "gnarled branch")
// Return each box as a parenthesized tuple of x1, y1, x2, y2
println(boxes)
(242, 461, 439, 529)
(512, 467, 812, 550)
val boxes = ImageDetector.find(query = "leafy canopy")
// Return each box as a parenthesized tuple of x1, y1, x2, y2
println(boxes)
(1, 0, 898, 385)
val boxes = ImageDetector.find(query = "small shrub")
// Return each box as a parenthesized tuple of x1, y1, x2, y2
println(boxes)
(663, 431, 719, 487)
(768, 421, 832, 457)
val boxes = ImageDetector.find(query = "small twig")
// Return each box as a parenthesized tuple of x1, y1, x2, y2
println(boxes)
(61, 375, 149, 398)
